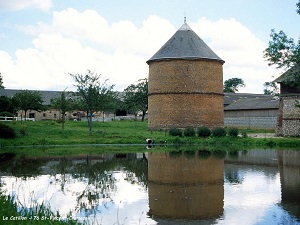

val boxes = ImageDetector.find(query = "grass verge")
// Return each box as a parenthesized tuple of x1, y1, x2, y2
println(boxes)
(0, 120, 299, 157)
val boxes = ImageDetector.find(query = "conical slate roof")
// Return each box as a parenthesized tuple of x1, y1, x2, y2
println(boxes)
(147, 21, 224, 64)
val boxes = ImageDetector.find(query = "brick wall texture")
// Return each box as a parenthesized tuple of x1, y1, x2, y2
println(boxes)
(148, 59, 224, 130)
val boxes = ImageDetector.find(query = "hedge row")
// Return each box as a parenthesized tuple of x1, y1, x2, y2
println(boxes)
(169, 127, 239, 138)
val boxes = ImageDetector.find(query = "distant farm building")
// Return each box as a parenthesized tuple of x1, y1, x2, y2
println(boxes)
(0, 89, 81, 121)
(147, 20, 225, 130)
(224, 93, 279, 129)
(0, 89, 134, 121)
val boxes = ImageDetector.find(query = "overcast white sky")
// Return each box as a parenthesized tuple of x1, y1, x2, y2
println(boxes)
(0, 0, 299, 93)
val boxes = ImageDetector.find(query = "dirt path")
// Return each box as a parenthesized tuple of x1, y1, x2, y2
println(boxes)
(247, 133, 277, 138)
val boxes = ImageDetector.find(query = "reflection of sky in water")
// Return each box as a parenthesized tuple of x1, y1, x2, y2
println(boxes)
(220, 169, 282, 225)
(1, 161, 300, 224)
(1, 171, 153, 224)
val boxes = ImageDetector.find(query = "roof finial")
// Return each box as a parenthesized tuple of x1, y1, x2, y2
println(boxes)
(179, 15, 190, 30)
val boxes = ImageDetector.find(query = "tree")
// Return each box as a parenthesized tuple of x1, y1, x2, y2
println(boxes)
(102, 91, 121, 121)
(124, 78, 148, 121)
(0, 73, 4, 89)
(50, 89, 75, 130)
(223, 78, 245, 93)
(0, 96, 15, 116)
(263, 29, 300, 69)
(70, 70, 114, 134)
(264, 1, 300, 107)
(12, 90, 44, 122)
(263, 81, 279, 95)
(263, 2, 300, 80)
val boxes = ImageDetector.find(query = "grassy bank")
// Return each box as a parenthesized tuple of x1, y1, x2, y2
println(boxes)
(0, 120, 156, 146)
(0, 120, 299, 156)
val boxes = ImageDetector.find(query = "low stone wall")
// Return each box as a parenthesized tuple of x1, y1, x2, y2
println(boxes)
(224, 116, 277, 129)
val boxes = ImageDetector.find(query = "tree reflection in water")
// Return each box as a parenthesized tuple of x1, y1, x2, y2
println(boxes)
(0, 153, 149, 221)
(1, 150, 299, 224)
(48, 154, 148, 217)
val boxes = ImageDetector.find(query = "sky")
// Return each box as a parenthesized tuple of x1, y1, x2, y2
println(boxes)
(0, 0, 299, 93)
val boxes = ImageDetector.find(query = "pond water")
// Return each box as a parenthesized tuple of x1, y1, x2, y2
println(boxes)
(0, 149, 300, 225)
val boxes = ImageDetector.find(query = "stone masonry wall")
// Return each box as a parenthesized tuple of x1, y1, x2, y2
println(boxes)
(148, 59, 224, 130)
(276, 95, 300, 136)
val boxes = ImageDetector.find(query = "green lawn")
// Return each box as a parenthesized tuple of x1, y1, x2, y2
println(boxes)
(0, 120, 159, 146)
(0, 120, 299, 157)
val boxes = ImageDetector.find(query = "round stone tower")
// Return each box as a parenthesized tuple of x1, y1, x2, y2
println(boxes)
(147, 20, 225, 130)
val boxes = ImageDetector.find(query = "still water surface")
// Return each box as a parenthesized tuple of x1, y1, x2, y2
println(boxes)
(0, 149, 299, 224)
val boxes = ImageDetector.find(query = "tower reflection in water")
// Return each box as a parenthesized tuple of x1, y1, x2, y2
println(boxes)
(148, 150, 224, 220)
(277, 150, 300, 219)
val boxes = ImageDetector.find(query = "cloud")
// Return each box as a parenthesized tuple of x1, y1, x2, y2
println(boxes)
(0, 0, 52, 11)
(191, 17, 279, 93)
(1, 9, 175, 91)
(1, 9, 279, 93)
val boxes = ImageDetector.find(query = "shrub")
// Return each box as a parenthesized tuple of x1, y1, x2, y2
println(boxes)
(19, 126, 28, 136)
(169, 128, 182, 137)
(228, 149, 239, 158)
(211, 127, 226, 137)
(241, 132, 248, 138)
(197, 126, 211, 138)
(228, 127, 239, 137)
(0, 123, 17, 139)
(183, 127, 195, 137)
(0, 111, 14, 117)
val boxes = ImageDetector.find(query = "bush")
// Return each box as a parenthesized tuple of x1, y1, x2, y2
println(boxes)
(211, 127, 226, 137)
(241, 132, 248, 138)
(0, 111, 14, 117)
(0, 123, 17, 139)
(228, 127, 239, 137)
(19, 126, 28, 136)
(197, 126, 211, 138)
(183, 127, 195, 137)
(169, 128, 182, 137)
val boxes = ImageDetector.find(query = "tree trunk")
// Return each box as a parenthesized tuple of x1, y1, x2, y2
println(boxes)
(86, 111, 90, 127)
(89, 115, 93, 135)
(61, 111, 65, 130)
(20, 110, 23, 124)
(142, 110, 146, 122)
(24, 110, 28, 122)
